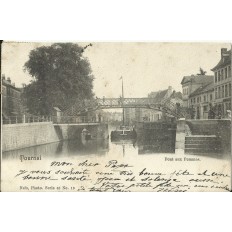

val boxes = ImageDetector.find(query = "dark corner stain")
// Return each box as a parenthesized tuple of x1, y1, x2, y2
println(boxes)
(0, 40, 3, 192)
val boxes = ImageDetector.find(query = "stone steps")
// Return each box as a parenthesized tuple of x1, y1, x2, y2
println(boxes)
(185, 140, 221, 145)
(185, 135, 222, 154)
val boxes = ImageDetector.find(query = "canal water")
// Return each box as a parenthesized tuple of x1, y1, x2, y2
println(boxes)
(2, 124, 177, 160)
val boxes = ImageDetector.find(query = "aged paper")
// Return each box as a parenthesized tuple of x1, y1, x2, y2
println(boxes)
(1, 42, 231, 192)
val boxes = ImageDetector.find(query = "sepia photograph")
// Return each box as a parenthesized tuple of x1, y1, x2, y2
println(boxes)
(1, 42, 231, 192)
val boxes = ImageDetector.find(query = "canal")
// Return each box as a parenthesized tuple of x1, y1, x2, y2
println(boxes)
(2, 122, 229, 160)
(2, 123, 177, 160)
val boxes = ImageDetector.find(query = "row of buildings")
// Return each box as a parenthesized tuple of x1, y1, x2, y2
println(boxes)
(2, 47, 231, 122)
(181, 48, 231, 119)
(124, 86, 183, 124)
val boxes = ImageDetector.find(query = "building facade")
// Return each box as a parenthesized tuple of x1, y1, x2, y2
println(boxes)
(2, 75, 23, 118)
(188, 82, 214, 119)
(211, 48, 231, 118)
(181, 75, 214, 108)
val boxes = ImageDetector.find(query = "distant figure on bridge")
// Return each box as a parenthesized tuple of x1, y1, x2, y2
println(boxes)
(118, 96, 122, 105)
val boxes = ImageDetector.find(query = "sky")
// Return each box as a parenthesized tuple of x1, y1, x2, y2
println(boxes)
(2, 42, 231, 98)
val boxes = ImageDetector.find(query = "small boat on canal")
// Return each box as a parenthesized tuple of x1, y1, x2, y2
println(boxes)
(111, 125, 137, 141)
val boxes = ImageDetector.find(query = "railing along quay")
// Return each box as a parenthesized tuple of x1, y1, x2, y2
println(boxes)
(2, 115, 52, 124)
(2, 115, 103, 125)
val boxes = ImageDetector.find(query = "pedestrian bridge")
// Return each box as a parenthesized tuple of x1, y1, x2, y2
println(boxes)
(63, 97, 183, 118)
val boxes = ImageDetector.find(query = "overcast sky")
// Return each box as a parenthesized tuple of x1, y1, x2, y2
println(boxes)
(2, 42, 231, 98)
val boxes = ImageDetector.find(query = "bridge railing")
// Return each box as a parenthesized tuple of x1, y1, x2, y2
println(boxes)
(2, 115, 52, 124)
(95, 98, 161, 106)
(52, 116, 102, 124)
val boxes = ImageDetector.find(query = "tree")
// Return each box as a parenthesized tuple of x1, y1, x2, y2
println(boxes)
(197, 67, 207, 75)
(23, 43, 94, 115)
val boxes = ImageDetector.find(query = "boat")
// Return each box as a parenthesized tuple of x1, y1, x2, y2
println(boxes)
(111, 125, 137, 140)
(110, 76, 137, 141)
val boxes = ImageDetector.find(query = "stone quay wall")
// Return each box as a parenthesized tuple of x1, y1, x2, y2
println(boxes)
(2, 122, 109, 152)
(2, 122, 60, 152)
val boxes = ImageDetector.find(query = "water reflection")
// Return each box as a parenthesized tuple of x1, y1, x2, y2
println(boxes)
(110, 139, 137, 157)
(2, 139, 109, 160)
(3, 127, 177, 160)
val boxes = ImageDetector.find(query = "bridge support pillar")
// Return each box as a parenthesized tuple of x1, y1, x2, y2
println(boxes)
(175, 118, 186, 155)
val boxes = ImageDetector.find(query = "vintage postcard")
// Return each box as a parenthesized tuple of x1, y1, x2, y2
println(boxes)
(1, 41, 231, 192)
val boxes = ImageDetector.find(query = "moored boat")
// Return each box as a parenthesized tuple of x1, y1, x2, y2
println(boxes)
(111, 125, 137, 141)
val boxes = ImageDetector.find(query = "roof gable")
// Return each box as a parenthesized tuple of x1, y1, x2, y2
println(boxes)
(181, 75, 213, 85)
(211, 50, 231, 71)
(189, 82, 214, 97)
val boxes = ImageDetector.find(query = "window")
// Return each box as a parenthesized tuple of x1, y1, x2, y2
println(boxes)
(225, 84, 228, 97)
(225, 67, 228, 79)
(221, 69, 224, 80)
(204, 95, 206, 102)
(229, 83, 231, 96)
(203, 106, 208, 112)
(218, 71, 221, 81)
(215, 72, 217, 82)
(218, 87, 221, 98)
(228, 66, 231, 77)
(215, 88, 218, 99)
(194, 98, 196, 103)
(197, 97, 199, 103)
(210, 94, 213, 101)
(222, 85, 224, 98)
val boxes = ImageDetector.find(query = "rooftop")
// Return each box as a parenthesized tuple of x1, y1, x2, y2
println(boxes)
(181, 75, 213, 85)
(170, 91, 182, 99)
(211, 49, 231, 71)
(148, 89, 169, 102)
(2, 78, 21, 92)
(189, 82, 214, 97)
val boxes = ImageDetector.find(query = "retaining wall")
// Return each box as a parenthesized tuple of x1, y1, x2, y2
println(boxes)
(2, 122, 109, 152)
(2, 122, 60, 151)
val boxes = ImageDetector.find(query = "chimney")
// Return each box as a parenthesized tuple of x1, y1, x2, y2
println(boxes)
(221, 48, 227, 58)
(168, 86, 172, 97)
(22, 83, 26, 88)
(2, 74, 5, 80)
(7, 77, 11, 83)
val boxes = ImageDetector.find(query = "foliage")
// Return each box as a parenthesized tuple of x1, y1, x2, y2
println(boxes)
(197, 67, 207, 75)
(23, 43, 94, 115)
